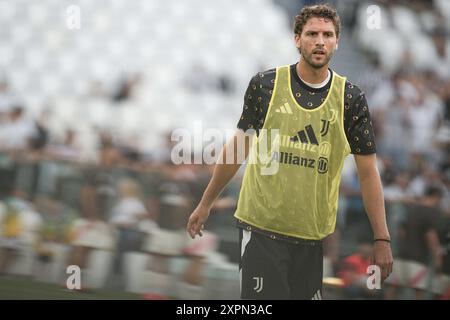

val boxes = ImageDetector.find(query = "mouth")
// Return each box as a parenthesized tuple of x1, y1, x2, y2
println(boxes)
(313, 50, 325, 55)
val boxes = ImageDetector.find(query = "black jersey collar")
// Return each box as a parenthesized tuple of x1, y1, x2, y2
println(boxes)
(290, 63, 333, 93)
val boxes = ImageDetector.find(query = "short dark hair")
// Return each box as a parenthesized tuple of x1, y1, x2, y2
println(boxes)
(294, 4, 341, 38)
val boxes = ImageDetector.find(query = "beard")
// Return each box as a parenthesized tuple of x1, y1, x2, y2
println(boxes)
(298, 46, 334, 69)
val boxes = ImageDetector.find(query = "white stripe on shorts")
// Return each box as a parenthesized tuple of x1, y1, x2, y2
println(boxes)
(240, 230, 252, 293)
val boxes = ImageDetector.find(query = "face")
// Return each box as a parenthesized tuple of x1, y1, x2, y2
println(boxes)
(295, 17, 338, 69)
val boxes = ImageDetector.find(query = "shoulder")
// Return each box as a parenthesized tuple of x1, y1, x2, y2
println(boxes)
(344, 80, 365, 100)
(248, 67, 277, 89)
(342, 80, 370, 115)
(257, 67, 277, 78)
(329, 71, 366, 100)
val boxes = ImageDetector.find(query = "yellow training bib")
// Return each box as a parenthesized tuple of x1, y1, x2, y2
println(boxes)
(234, 65, 351, 240)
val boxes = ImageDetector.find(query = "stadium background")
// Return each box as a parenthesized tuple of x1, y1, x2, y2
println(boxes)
(0, 0, 449, 299)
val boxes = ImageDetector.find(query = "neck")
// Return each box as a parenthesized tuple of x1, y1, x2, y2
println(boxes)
(297, 58, 329, 84)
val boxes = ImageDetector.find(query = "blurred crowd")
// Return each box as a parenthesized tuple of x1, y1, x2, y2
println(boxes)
(330, 0, 450, 299)
(0, 144, 239, 299)
(0, 0, 450, 300)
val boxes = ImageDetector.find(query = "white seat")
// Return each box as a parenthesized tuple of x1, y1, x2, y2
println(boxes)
(83, 249, 115, 289)
(434, 0, 450, 21)
(138, 270, 175, 296)
(0, 1, 16, 22)
(420, 11, 437, 33)
(365, 29, 405, 73)
(391, 6, 421, 38)
(92, 13, 111, 33)
(143, 228, 184, 256)
(0, 44, 14, 67)
(9, 68, 29, 93)
(27, 3, 48, 27)
(41, 74, 63, 97)
(32, 243, 71, 284)
(6, 245, 36, 276)
(11, 25, 32, 45)
(123, 252, 150, 293)
(85, 100, 113, 127)
(203, 262, 240, 300)
(408, 33, 438, 70)
(25, 48, 47, 71)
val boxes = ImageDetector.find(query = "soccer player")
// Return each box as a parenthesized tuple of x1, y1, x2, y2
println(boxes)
(187, 4, 393, 299)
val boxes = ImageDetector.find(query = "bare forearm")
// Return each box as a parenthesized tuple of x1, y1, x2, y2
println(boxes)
(359, 168, 390, 239)
(200, 162, 241, 209)
(199, 132, 250, 209)
(355, 154, 393, 281)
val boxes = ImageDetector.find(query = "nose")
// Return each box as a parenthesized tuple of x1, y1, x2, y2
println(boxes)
(316, 34, 325, 46)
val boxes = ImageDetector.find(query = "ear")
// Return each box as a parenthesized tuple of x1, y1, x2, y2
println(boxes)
(335, 38, 339, 50)
(294, 34, 301, 48)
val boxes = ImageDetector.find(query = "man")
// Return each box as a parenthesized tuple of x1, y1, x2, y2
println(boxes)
(187, 4, 393, 299)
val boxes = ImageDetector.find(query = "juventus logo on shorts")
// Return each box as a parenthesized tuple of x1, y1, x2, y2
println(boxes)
(253, 277, 264, 293)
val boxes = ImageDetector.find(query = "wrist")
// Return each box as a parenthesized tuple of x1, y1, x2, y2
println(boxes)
(198, 201, 212, 211)
(373, 233, 390, 241)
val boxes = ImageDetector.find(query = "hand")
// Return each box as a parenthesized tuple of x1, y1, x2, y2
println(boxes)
(186, 204, 211, 239)
(371, 241, 394, 283)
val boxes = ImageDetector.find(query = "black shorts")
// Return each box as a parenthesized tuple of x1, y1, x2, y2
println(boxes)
(239, 228, 323, 300)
